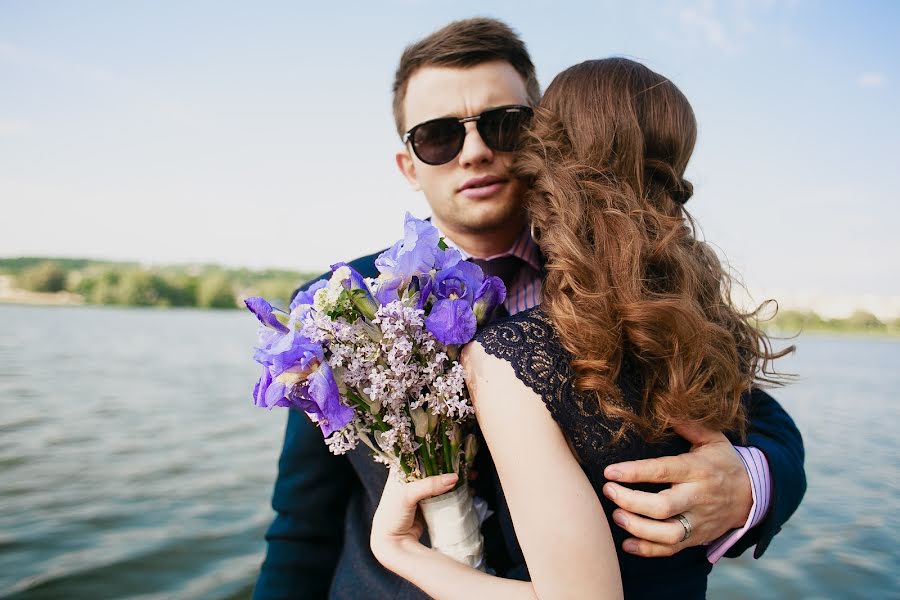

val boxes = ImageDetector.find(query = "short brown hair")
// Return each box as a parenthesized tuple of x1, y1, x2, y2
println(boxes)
(392, 17, 541, 136)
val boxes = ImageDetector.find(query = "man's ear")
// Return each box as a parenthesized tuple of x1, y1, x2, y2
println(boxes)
(396, 149, 421, 191)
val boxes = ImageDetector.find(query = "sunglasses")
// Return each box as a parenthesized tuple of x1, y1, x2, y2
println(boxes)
(402, 105, 534, 166)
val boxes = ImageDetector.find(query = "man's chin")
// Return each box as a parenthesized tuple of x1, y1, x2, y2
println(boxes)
(450, 199, 525, 234)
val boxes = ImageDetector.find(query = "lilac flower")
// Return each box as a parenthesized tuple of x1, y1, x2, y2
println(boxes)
(245, 297, 289, 333)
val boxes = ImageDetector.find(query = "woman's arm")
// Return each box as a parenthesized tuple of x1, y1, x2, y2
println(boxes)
(371, 342, 623, 600)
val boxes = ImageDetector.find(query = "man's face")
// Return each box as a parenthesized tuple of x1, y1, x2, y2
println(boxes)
(396, 60, 530, 240)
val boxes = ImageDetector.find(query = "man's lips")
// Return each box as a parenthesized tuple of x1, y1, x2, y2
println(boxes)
(458, 175, 509, 199)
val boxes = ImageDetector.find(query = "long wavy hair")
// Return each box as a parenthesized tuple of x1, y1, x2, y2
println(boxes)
(514, 58, 791, 443)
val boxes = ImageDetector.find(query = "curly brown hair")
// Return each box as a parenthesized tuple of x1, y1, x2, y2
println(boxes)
(514, 58, 792, 443)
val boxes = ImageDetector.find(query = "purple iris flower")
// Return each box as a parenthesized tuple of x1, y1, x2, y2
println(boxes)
(331, 262, 378, 319)
(245, 297, 289, 333)
(302, 362, 355, 437)
(434, 261, 484, 302)
(416, 276, 433, 310)
(375, 213, 441, 279)
(253, 358, 354, 436)
(374, 276, 403, 305)
(424, 261, 485, 344)
(433, 245, 464, 271)
(253, 326, 324, 378)
(290, 279, 327, 312)
(472, 276, 507, 325)
(426, 298, 478, 345)
(253, 366, 274, 408)
(255, 367, 355, 436)
(252, 365, 291, 410)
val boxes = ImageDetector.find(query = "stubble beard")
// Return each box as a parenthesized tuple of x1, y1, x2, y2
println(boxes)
(441, 183, 527, 236)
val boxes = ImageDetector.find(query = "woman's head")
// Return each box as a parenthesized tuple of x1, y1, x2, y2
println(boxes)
(515, 58, 789, 442)
(526, 58, 697, 210)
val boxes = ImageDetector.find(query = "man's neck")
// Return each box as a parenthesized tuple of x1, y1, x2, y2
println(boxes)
(432, 216, 527, 259)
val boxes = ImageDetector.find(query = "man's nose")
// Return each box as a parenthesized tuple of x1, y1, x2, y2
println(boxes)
(457, 121, 494, 167)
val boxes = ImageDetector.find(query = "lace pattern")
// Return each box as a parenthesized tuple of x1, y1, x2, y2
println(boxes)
(473, 307, 646, 481)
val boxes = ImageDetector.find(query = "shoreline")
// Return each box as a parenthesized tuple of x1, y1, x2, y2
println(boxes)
(1, 299, 897, 338)
(0, 276, 85, 307)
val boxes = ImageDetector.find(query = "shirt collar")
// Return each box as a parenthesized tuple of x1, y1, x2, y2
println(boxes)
(436, 224, 542, 272)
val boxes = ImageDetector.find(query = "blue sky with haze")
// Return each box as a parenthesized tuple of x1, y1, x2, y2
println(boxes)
(1, 1, 898, 305)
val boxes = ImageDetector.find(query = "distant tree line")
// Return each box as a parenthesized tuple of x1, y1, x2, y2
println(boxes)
(4, 259, 899, 332)
(2, 258, 319, 310)
(769, 309, 900, 336)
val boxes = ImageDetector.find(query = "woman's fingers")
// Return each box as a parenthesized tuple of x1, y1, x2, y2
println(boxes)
(403, 473, 459, 505)
(372, 472, 458, 564)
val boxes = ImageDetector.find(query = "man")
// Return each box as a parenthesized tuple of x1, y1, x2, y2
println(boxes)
(253, 18, 805, 599)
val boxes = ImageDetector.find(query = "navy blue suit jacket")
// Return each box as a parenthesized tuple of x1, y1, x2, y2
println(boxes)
(252, 250, 806, 599)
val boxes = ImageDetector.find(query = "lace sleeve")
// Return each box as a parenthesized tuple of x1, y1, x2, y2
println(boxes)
(472, 308, 575, 426)
(472, 308, 632, 472)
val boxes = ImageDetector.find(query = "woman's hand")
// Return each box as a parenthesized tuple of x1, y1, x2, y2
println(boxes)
(370, 470, 459, 570)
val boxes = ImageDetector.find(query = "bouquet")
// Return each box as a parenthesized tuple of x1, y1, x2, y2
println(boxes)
(245, 213, 506, 567)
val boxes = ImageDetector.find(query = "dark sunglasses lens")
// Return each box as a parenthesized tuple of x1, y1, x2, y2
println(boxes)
(412, 119, 465, 165)
(478, 108, 532, 152)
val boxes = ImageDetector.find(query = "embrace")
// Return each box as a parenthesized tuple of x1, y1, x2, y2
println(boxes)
(251, 18, 805, 600)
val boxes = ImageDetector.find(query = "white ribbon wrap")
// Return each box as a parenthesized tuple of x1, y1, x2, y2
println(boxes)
(419, 485, 486, 570)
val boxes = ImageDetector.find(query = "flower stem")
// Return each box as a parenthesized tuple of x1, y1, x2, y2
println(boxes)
(441, 425, 453, 474)
(422, 439, 436, 476)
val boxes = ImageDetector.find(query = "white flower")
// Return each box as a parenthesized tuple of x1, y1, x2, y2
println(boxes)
(314, 269, 352, 314)
(325, 421, 361, 455)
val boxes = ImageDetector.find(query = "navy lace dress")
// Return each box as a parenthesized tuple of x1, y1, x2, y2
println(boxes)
(474, 306, 712, 599)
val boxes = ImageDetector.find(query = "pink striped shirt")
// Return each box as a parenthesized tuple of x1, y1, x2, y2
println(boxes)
(452, 225, 771, 563)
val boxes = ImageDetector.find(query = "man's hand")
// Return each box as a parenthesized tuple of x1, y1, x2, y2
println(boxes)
(602, 423, 753, 557)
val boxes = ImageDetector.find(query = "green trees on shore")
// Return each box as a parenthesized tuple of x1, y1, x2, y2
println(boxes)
(768, 309, 900, 336)
(4, 258, 899, 334)
(17, 261, 68, 293)
(3, 258, 316, 309)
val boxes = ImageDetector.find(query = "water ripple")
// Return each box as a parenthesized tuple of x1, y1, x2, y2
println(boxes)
(0, 306, 897, 599)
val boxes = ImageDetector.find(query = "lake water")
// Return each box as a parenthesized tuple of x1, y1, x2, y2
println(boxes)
(1, 305, 897, 599)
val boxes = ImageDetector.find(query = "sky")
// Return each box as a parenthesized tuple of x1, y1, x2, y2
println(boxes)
(1, 0, 898, 313)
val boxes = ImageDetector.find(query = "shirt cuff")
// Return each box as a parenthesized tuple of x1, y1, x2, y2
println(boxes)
(705, 445, 771, 563)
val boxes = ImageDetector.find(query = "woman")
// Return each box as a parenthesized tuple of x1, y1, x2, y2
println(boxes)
(370, 58, 790, 599)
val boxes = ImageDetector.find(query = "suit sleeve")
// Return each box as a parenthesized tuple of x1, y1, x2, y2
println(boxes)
(724, 388, 806, 558)
(253, 275, 358, 600)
